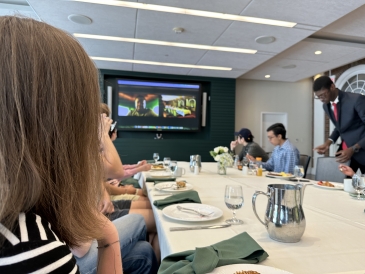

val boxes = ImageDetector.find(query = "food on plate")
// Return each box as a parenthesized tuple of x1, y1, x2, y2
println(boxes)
(176, 181, 186, 188)
(234, 271, 260, 274)
(268, 172, 292, 177)
(317, 181, 334, 187)
(152, 164, 164, 169)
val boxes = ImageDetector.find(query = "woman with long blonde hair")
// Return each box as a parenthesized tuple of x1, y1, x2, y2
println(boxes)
(0, 16, 120, 273)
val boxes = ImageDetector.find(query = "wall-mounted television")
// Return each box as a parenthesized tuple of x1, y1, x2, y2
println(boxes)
(112, 79, 202, 132)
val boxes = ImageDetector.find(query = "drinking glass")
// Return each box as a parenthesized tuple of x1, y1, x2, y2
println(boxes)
(294, 165, 304, 183)
(352, 174, 365, 200)
(153, 153, 159, 163)
(163, 157, 171, 167)
(224, 185, 244, 225)
(248, 160, 256, 175)
(169, 161, 178, 175)
(242, 157, 249, 167)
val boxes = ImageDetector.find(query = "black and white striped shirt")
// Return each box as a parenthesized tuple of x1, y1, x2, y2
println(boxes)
(0, 212, 79, 273)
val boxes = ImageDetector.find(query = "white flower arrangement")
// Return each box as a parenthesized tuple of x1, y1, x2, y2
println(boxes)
(210, 146, 234, 167)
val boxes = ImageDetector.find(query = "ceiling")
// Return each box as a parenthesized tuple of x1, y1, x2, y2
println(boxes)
(2, 0, 365, 82)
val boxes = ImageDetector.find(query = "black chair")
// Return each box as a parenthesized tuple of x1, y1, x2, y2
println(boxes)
(299, 154, 311, 178)
(314, 157, 350, 183)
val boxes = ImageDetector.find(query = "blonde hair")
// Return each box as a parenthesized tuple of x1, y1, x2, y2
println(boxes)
(100, 103, 110, 116)
(0, 16, 104, 246)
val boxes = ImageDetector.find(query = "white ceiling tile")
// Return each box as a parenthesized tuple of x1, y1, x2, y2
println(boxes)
(133, 44, 206, 64)
(197, 51, 272, 70)
(135, 9, 231, 44)
(93, 60, 133, 71)
(241, 0, 364, 27)
(188, 69, 247, 78)
(132, 64, 189, 75)
(77, 39, 134, 59)
(140, 0, 251, 14)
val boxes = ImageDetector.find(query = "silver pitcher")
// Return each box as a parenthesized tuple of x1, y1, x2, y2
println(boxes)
(252, 183, 307, 243)
(189, 155, 202, 172)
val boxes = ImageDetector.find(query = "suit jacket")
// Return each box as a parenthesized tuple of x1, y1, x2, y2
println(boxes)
(323, 89, 365, 165)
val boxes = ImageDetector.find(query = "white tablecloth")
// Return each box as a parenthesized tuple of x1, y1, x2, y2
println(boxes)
(143, 162, 365, 274)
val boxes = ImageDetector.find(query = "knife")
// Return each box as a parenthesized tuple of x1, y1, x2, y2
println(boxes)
(170, 224, 231, 231)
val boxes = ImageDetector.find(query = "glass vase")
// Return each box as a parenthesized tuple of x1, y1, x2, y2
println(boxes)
(217, 162, 226, 175)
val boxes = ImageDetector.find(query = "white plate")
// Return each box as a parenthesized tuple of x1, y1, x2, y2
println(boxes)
(312, 182, 344, 190)
(265, 174, 295, 180)
(149, 171, 172, 178)
(162, 203, 223, 222)
(151, 165, 167, 171)
(207, 264, 292, 274)
(155, 182, 193, 192)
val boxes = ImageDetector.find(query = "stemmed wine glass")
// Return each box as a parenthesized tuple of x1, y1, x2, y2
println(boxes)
(352, 174, 365, 200)
(169, 161, 178, 176)
(153, 153, 159, 163)
(294, 165, 304, 183)
(224, 185, 244, 225)
(163, 157, 171, 167)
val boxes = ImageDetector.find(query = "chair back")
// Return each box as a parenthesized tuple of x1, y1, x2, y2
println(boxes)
(299, 154, 311, 178)
(314, 157, 349, 183)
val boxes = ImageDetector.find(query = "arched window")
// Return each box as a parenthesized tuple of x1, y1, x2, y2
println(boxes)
(336, 65, 365, 95)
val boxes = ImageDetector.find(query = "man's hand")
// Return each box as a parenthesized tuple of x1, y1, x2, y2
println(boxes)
(246, 154, 255, 162)
(99, 188, 114, 214)
(230, 140, 238, 151)
(138, 160, 148, 166)
(314, 141, 331, 154)
(140, 164, 152, 171)
(338, 164, 355, 177)
(335, 148, 354, 163)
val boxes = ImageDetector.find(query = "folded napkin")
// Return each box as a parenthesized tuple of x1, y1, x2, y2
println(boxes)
(147, 160, 156, 163)
(153, 190, 201, 210)
(146, 177, 176, 182)
(158, 232, 268, 274)
(119, 178, 141, 189)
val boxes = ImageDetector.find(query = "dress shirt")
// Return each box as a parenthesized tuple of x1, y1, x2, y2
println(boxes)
(262, 139, 299, 174)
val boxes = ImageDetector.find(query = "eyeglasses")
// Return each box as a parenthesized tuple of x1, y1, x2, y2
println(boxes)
(238, 135, 243, 139)
(314, 89, 329, 99)
(267, 135, 276, 140)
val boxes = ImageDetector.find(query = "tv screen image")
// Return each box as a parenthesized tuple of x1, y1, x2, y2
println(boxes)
(113, 79, 202, 132)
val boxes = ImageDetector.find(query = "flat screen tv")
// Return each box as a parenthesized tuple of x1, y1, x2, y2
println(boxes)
(112, 79, 202, 132)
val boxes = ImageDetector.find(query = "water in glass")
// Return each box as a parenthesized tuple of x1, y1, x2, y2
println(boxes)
(225, 185, 244, 225)
(153, 153, 159, 163)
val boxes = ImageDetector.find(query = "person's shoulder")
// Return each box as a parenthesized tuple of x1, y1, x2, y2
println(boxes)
(283, 139, 298, 150)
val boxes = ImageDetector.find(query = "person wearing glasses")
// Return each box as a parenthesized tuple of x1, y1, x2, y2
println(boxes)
(247, 123, 299, 174)
(313, 76, 365, 174)
(230, 128, 268, 162)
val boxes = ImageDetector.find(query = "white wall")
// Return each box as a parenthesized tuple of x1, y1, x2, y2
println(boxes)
(235, 78, 313, 165)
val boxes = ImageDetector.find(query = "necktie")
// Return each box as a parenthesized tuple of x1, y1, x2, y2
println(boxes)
(332, 102, 348, 149)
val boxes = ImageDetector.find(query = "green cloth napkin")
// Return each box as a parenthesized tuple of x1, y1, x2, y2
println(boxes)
(147, 160, 155, 163)
(119, 177, 141, 189)
(153, 190, 201, 210)
(146, 177, 176, 182)
(158, 232, 269, 274)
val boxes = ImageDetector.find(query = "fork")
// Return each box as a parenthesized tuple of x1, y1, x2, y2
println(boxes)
(176, 205, 213, 217)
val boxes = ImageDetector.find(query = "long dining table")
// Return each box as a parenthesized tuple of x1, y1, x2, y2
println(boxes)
(143, 162, 365, 274)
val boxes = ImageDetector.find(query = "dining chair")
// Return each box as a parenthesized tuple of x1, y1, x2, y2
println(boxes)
(314, 157, 350, 183)
(299, 154, 311, 178)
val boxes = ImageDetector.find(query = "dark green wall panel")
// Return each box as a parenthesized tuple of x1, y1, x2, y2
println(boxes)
(99, 69, 235, 164)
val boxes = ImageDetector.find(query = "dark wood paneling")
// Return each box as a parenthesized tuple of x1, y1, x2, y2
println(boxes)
(100, 69, 235, 164)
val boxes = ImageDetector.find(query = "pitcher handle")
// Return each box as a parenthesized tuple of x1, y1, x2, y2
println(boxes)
(252, 191, 269, 226)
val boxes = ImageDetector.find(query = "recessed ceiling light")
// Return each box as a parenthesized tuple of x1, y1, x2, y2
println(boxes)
(68, 14, 92, 24)
(70, 0, 297, 28)
(265, 75, 270, 78)
(74, 33, 257, 54)
(282, 64, 296, 69)
(314, 51, 322, 55)
(91, 56, 232, 71)
(255, 36, 276, 44)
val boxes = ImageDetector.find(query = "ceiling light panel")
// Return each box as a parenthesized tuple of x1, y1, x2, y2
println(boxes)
(91, 56, 232, 70)
(74, 33, 257, 54)
(69, 0, 296, 27)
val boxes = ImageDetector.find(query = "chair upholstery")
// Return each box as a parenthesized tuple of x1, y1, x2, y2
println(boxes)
(315, 157, 350, 183)
(299, 154, 311, 178)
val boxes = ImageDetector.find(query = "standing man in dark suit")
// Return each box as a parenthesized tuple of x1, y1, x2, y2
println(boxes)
(313, 75, 365, 173)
